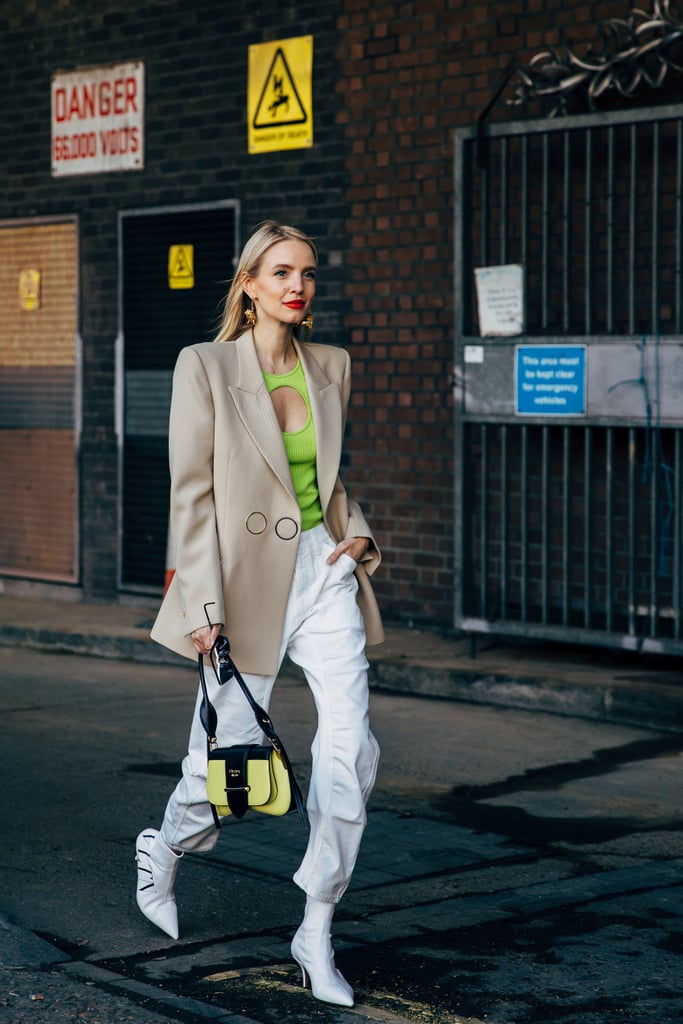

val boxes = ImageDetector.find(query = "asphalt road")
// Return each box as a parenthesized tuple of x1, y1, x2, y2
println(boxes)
(0, 646, 681, 1024)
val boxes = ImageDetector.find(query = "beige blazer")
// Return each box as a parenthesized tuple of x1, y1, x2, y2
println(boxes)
(151, 331, 383, 674)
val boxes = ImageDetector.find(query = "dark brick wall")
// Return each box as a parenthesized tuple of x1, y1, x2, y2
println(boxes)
(0, 0, 638, 626)
(334, 0, 634, 627)
(0, 0, 352, 601)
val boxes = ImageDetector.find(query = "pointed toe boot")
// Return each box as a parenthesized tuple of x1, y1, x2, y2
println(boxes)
(291, 926, 354, 1007)
(135, 828, 182, 940)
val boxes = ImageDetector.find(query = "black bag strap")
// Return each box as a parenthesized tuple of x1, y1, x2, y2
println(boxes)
(219, 746, 254, 820)
(197, 638, 309, 830)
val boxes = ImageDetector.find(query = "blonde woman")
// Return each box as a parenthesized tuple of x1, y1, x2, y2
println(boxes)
(136, 221, 383, 1008)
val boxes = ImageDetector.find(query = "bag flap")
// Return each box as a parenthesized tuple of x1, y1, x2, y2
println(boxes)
(207, 745, 274, 816)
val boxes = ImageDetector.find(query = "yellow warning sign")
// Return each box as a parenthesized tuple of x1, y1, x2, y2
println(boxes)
(18, 269, 41, 311)
(248, 36, 313, 154)
(168, 245, 194, 290)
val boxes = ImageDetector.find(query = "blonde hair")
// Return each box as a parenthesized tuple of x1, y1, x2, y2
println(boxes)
(215, 220, 318, 342)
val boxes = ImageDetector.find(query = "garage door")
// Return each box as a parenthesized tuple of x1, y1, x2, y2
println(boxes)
(0, 221, 79, 582)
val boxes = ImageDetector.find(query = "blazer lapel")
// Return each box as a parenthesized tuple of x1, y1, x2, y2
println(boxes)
(296, 340, 342, 515)
(226, 333, 344, 514)
(228, 332, 295, 498)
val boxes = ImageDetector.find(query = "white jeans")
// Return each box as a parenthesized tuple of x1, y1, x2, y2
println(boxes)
(159, 523, 380, 903)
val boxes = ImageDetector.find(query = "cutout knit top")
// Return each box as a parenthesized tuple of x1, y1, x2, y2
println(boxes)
(262, 359, 323, 532)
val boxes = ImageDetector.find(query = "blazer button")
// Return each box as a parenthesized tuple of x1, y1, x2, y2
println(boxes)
(275, 517, 299, 540)
(245, 512, 267, 535)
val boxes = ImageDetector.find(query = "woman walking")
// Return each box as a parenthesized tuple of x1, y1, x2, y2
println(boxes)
(136, 220, 383, 1008)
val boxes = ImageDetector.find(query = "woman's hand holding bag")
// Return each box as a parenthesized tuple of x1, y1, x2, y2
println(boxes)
(198, 635, 309, 830)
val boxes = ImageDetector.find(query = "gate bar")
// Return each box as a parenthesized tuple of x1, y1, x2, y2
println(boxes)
(584, 129, 593, 335)
(652, 123, 661, 333)
(562, 132, 570, 333)
(676, 432, 682, 640)
(606, 126, 615, 334)
(562, 426, 570, 625)
(541, 425, 549, 624)
(629, 125, 637, 334)
(650, 437, 659, 637)
(606, 428, 614, 633)
(541, 134, 549, 331)
(628, 428, 637, 636)
(677, 122, 683, 333)
(521, 425, 529, 622)
(584, 429, 592, 629)
(480, 425, 489, 618)
(500, 425, 509, 619)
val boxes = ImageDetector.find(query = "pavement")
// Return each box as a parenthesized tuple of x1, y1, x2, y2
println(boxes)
(0, 594, 682, 1024)
(0, 592, 681, 733)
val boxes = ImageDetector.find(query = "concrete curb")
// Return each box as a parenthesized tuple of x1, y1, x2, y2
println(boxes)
(0, 626, 182, 665)
(0, 914, 70, 969)
(1, 622, 682, 733)
(367, 659, 683, 733)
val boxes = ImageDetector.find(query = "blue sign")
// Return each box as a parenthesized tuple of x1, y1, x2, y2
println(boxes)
(516, 345, 586, 416)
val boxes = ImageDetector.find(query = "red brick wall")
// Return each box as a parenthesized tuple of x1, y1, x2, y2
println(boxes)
(0, 0, 650, 629)
(335, 0, 632, 627)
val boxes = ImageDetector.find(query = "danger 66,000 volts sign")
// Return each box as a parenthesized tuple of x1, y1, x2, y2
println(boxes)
(51, 61, 145, 177)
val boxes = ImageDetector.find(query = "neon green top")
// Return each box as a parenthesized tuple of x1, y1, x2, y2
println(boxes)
(262, 359, 323, 531)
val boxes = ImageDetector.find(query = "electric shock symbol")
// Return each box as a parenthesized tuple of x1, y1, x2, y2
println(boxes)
(269, 76, 289, 117)
(252, 48, 307, 129)
(168, 245, 194, 290)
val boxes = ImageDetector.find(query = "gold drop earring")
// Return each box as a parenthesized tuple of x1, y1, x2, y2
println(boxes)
(301, 313, 314, 331)
(244, 300, 257, 327)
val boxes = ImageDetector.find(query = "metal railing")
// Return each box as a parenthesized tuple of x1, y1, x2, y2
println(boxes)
(459, 421, 682, 653)
(454, 105, 683, 655)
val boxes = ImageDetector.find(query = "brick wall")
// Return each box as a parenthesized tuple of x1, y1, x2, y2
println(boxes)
(0, 0, 353, 601)
(0, 0, 643, 629)
(334, 0, 638, 627)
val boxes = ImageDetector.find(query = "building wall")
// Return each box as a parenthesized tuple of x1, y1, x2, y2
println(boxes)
(0, 0, 629, 626)
(334, 0, 609, 623)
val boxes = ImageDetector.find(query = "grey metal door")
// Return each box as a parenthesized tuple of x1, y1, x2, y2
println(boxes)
(454, 104, 683, 654)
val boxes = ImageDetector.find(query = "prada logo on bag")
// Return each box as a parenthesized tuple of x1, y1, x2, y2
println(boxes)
(228, 769, 240, 777)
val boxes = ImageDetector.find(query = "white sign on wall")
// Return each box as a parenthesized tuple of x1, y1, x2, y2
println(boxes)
(51, 61, 145, 177)
(474, 263, 524, 337)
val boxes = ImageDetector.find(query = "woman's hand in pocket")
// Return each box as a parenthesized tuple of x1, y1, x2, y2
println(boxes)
(326, 536, 369, 565)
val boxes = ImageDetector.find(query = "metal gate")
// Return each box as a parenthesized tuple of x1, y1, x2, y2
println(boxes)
(454, 104, 683, 655)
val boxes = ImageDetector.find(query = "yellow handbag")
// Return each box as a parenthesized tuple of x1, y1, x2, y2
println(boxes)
(198, 636, 308, 829)
(206, 744, 292, 818)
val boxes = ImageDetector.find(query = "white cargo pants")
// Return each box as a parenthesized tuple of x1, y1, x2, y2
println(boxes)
(159, 523, 380, 903)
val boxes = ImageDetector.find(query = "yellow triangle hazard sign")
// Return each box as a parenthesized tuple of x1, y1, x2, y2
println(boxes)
(18, 268, 41, 311)
(168, 245, 194, 290)
(252, 48, 308, 129)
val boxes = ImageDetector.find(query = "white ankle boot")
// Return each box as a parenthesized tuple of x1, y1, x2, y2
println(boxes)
(291, 897, 354, 1007)
(135, 829, 182, 940)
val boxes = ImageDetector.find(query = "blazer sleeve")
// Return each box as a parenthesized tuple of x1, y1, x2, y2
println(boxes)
(339, 349, 382, 576)
(167, 347, 226, 633)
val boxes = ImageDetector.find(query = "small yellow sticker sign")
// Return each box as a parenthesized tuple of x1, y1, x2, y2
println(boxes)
(248, 36, 313, 154)
(19, 269, 41, 311)
(168, 245, 194, 289)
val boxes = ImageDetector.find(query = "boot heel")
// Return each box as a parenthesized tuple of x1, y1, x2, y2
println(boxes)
(291, 929, 354, 1007)
(293, 956, 309, 989)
